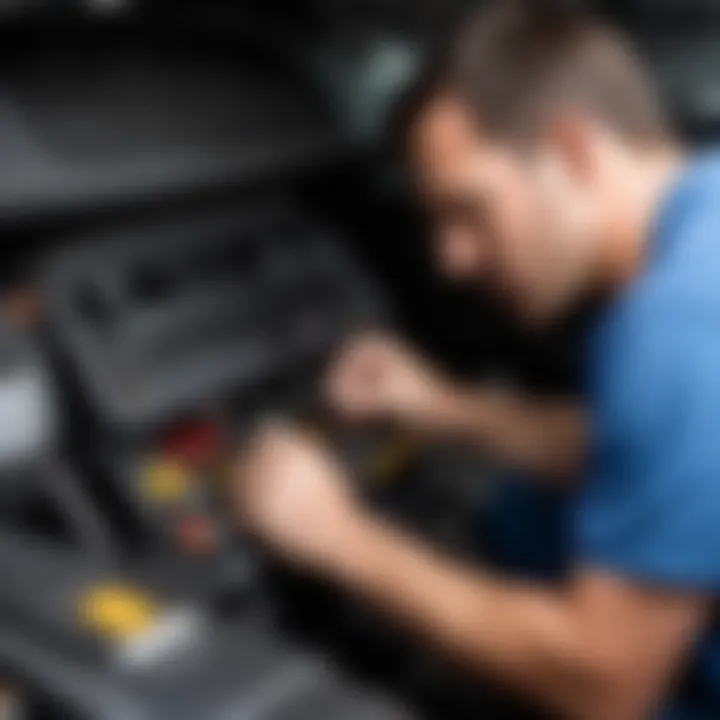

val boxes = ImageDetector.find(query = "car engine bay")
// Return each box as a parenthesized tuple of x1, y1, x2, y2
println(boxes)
(0, 0, 717, 718)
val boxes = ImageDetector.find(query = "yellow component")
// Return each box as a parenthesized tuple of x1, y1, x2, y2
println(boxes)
(80, 585, 159, 640)
(370, 436, 419, 486)
(296, 421, 419, 487)
(142, 458, 190, 503)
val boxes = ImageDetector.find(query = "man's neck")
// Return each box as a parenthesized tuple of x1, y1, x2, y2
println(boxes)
(599, 145, 685, 292)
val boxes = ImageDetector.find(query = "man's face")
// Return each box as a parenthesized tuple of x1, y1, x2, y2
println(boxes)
(409, 96, 600, 326)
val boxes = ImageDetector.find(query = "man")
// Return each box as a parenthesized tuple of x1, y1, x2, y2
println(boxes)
(235, 2, 720, 718)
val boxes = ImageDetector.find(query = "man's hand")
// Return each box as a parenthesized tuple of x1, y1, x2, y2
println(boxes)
(326, 334, 460, 432)
(233, 424, 369, 571)
(326, 333, 585, 480)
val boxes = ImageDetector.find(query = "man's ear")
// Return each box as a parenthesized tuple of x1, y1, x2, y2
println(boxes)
(546, 108, 600, 185)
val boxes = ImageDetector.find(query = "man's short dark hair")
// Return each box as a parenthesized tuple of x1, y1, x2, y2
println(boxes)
(394, 0, 670, 148)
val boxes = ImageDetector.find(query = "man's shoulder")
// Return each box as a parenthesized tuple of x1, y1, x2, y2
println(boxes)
(587, 278, 720, 422)
(589, 152, 720, 381)
(654, 152, 720, 271)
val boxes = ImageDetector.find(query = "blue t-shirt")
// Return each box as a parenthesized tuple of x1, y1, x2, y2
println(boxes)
(577, 152, 720, 717)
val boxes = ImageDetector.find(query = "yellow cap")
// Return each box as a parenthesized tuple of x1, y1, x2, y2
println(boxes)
(80, 585, 159, 639)
(142, 458, 190, 503)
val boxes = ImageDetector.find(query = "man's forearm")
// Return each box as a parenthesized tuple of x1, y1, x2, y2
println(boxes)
(236, 428, 705, 720)
(432, 388, 587, 483)
(327, 516, 661, 720)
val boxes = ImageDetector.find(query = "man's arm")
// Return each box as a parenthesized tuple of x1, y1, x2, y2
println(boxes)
(431, 388, 586, 482)
(236, 427, 707, 720)
(328, 335, 586, 483)
(331, 514, 707, 720)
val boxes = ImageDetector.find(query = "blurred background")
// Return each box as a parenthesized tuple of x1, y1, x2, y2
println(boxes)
(0, 1, 716, 718)
(0, 0, 715, 388)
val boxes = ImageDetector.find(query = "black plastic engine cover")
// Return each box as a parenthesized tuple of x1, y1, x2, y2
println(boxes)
(0, 531, 408, 720)
(42, 202, 385, 435)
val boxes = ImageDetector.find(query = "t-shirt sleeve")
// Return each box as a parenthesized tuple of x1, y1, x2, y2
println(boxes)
(576, 307, 720, 589)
